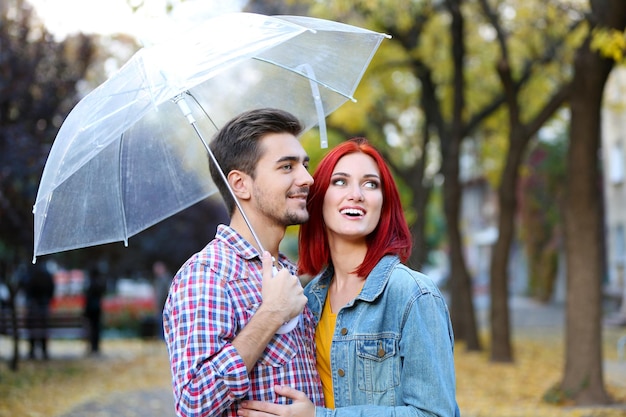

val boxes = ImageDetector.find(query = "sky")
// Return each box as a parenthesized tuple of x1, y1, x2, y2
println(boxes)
(28, 0, 245, 45)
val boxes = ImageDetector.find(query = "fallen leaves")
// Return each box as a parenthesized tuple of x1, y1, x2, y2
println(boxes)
(456, 327, 626, 417)
(0, 326, 624, 417)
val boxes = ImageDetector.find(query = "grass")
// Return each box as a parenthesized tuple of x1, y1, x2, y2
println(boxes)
(0, 327, 624, 417)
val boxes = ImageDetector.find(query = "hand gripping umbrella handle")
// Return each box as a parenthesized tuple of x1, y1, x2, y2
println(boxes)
(273, 263, 301, 334)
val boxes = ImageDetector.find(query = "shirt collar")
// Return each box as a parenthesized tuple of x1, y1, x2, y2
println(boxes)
(215, 224, 295, 271)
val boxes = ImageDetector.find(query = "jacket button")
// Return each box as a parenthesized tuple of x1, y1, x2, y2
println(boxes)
(338, 369, 345, 377)
(378, 348, 385, 357)
(340, 328, 348, 335)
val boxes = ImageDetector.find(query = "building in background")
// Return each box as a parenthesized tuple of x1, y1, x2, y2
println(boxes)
(602, 66, 626, 323)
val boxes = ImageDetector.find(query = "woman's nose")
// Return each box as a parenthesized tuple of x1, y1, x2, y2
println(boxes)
(348, 184, 364, 201)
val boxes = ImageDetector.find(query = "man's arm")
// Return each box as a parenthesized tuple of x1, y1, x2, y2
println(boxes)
(232, 251, 307, 371)
(165, 251, 307, 416)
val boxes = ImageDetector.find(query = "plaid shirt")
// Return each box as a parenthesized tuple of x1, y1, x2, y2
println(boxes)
(163, 225, 323, 417)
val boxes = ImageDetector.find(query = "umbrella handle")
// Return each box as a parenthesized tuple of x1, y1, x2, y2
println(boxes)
(276, 316, 300, 334)
(272, 264, 301, 334)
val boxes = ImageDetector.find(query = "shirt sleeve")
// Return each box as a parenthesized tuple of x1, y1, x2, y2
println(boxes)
(165, 259, 250, 417)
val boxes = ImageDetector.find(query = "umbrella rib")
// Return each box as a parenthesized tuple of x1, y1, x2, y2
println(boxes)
(252, 57, 357, 102)
(117, 131, 130, 247)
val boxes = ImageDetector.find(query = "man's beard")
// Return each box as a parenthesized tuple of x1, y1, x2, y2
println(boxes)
(253, 186, 309, 227)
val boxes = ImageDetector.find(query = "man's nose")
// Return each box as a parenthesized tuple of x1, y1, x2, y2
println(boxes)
(296, 165, 314, 186)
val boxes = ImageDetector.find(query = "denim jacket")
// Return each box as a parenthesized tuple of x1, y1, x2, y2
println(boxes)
(305, 255, 460, 417)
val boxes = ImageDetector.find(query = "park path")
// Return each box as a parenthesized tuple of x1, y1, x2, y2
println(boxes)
(51, 296, 625, 416)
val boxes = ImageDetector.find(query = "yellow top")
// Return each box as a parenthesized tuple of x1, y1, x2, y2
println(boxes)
(315, 295, 337, 409)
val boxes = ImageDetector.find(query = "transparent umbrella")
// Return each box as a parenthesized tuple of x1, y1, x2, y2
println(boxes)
(32, 12, 389, 261)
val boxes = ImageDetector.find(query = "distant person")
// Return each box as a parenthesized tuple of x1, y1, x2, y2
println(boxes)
(83, 268, 107, 355)
(152, 261, 171, 340)
(23, 262, 55, 360)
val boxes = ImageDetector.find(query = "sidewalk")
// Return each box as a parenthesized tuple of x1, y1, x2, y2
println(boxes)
(49, 296, 625, 416)
(58, 387, 174, 417)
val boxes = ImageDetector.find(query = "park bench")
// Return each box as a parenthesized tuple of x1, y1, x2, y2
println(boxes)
(0, 308, 88, 341)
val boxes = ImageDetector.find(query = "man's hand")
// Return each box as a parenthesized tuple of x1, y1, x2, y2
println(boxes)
(237, 385, 316, 417)
(231, 252, 306, 371)
(257, 251, 306, 328)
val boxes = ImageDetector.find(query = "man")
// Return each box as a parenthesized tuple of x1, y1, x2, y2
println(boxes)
(163, 108, 323, 417)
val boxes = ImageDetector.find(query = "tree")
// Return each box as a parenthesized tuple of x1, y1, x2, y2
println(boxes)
(0, 0, 96, 370)
(477, 0, 582, 362)
(559, 0, 626, 405)
(299, 0, 507, 351)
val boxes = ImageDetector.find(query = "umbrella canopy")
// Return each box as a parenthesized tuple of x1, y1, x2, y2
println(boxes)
(33, 12, 389, 260)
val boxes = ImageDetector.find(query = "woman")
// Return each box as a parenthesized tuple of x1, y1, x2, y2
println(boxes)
(239, 138, 459, 416)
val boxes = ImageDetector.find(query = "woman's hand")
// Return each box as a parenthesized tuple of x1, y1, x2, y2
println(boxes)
(237, 385, 316, 417)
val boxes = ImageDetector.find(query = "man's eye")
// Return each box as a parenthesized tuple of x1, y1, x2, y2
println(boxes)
(281, 164, 293, 171)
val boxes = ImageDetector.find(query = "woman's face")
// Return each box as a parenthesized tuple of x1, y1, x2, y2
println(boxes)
(322, 152, 383, 242)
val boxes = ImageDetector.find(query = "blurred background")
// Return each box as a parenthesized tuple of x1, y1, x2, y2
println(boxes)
(1, 0, 625, 406)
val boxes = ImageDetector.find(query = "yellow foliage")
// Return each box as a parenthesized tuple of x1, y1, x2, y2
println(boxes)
(591, 28, 626, 63)
(456, 328, 626, 417)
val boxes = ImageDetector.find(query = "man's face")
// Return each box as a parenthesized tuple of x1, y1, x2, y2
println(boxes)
(250, 133, 313, 227)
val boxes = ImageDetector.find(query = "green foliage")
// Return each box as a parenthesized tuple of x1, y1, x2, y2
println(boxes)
(424, 185, 447, 252)
(542, 383, 574, 405)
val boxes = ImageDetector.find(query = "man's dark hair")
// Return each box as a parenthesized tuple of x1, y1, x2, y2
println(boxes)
(209, 108, 303, 215)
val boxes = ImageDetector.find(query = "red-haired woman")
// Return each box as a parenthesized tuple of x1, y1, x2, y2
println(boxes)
(240, 137, 459, 417)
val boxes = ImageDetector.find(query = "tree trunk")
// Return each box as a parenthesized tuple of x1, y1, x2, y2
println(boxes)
(490, 91, 570, 360)
(444, 0, 481, 351)
(444, 140, 481, 351)
(561, 3, 622, 401)
(407, 178, 430, 272)
(406, 108, 432, 272)
(489, 137, 526, 362)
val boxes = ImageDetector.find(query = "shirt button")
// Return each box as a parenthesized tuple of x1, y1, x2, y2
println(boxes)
(338, 369, 345, 377)
(340, 328, 348, 335)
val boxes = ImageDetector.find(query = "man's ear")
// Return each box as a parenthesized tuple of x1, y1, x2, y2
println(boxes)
(227, 170, 252, 201)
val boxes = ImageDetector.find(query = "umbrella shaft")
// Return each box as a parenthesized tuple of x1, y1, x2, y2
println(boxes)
(173, 94, 267, 254)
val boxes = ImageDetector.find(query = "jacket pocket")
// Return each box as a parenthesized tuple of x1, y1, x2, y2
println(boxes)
(356, 337, 400, 393)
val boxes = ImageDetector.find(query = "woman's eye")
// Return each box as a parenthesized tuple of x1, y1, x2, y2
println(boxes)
(332, 178, 346, 186)
(364, 181, 379, 189)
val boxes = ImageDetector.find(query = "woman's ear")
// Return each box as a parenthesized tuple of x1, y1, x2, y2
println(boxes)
(227, 170, 252, 201)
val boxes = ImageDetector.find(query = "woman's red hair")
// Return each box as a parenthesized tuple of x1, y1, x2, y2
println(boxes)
(298, 137, 412, 278)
